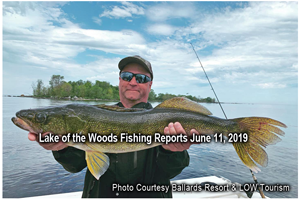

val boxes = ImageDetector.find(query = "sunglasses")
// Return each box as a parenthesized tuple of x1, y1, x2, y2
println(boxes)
(120, 72, 152, 84)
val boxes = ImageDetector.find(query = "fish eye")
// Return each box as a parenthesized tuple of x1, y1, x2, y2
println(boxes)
(36, 113, 47, 123)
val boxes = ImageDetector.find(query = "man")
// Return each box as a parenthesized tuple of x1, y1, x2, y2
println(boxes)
(28, 55, 199, 197)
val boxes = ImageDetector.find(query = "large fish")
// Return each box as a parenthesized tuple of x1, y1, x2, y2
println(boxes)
(11, 97, 286, 180)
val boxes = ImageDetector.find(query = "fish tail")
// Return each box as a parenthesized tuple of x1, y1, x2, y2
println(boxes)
(231, 117, 286, 172)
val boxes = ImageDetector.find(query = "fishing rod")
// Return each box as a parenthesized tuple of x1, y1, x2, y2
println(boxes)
(190, 43, 265, 198)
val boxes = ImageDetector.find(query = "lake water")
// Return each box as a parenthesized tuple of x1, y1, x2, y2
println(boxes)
(3, 97, 298, 198)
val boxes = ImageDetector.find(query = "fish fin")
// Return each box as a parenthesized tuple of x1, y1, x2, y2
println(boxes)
(86, 151, 109, 180)
(232, 142, 261, 173)
(245, 141, 268, 167)
(93, 104, 145, 112)
(232, 117, 286, 171)
(155, 97, 212, 115)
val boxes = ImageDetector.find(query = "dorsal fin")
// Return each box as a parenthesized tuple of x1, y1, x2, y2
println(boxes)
(155, 97, 212, 115)
(93, 104, 146, 112)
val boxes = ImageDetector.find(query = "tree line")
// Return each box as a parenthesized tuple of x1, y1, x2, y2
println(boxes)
(32, 75, 216, 103)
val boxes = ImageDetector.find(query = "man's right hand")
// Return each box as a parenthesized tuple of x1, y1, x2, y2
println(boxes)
(28, 132, 68, 151)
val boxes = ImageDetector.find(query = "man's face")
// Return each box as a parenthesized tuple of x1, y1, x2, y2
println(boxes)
(119, 63, 152, 103)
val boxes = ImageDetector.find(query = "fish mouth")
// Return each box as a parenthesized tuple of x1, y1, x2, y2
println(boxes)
(11, 117, 40, 134)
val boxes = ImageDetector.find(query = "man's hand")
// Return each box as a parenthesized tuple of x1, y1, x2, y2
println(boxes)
(28, 132, 68, 151)
(162, 122, 200, 152)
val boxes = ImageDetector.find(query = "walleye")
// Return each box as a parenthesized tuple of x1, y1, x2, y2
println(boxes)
(11, 97, 286, 180)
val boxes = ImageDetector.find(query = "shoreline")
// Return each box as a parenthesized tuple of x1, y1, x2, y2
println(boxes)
(4, 96, 295, 105)
(3, 95, 255, 105)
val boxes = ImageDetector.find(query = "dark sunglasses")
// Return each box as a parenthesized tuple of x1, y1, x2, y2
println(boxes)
(120, 72, 152, 84)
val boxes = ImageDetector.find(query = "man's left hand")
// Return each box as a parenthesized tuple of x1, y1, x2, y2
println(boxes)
(162, 122, 200, 152)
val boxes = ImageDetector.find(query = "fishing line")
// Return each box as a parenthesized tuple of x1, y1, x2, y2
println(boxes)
(190, 43, 227, 119)
(190, 42, 265, 198)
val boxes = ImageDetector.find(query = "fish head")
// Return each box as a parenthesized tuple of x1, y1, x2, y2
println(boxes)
(12, 106, 72, 135)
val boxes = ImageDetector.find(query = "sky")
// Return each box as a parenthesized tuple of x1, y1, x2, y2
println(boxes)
(2, 1, 298, 104)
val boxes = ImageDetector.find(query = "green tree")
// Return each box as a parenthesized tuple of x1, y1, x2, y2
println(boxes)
(32, 74, 215, 102)
(32, 79, 44, 97)
(156, 93, 164, 101)
(84, 80, 93, 98)
(42, 86, 50, 97)
(76, 80, 84, 86)
(107, 87, 114, 100)
(112, 86, 119, 100)
(78, 85, 86, 97)
(91, 85, 103, 99)
(32, 82, 37, 96)
(49, 75, 64, 96)
(60, 82, 72, 97)
(148, 89, 156, 101)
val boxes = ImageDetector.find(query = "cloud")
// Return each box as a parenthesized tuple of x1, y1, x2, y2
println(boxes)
(100, 2, 144, 19)
(146, 2, 196, 21)
(3, 2, 84, 69)
(147, 24, 176, 35)
(179, 2, 297, 86)
(292, 63, 298, 70)
(3, 1, 147, 96)
(256, 83, 287, 89)
(3, 27, 146, 76)
(3, 1, 146, 70)
(186, 2, 297, 46)
(92, 17, 102, 25)
(3, 2, 77, 31)
(142, 2, 297, 102)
